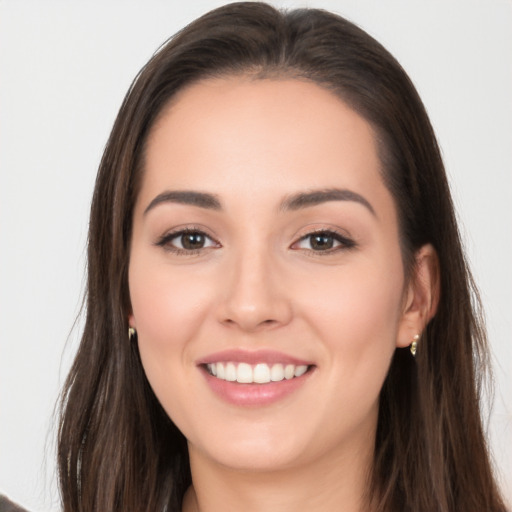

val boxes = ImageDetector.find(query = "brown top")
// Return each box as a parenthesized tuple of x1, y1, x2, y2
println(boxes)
(0, 495, 30, 512)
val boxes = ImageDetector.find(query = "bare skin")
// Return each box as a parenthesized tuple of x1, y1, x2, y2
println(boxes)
(128, 78, 438, 512)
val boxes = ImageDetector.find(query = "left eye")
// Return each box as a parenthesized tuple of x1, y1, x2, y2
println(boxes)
(158, 230, 218, 251)
(293, 231, 354, 252)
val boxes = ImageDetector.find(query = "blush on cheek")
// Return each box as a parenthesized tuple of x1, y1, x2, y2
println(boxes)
(132, 268, 208, 336)
(307, 264, 402, 382)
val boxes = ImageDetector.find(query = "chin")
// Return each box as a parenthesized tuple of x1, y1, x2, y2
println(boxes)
(186, 421, 313, 472)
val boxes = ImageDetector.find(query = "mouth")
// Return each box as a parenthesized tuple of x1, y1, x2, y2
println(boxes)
(197, 350, 315, 405)
(204, 362, 312, 384)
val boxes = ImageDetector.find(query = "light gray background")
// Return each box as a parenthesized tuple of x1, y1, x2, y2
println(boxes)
(1, 1, 511, 510)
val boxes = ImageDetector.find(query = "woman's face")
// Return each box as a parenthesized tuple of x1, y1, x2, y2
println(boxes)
(129, 78, 415, 472)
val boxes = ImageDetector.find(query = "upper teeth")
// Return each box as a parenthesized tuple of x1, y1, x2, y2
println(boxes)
(206, 362, 308, 384)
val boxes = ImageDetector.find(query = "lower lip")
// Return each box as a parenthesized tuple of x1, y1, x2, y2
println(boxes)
(200, 367, 313, 407)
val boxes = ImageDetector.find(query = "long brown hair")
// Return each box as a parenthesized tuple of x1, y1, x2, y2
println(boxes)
(58, 3, 506, 511)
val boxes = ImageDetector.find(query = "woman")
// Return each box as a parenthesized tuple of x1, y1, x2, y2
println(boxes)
(57, 3, 507, 511)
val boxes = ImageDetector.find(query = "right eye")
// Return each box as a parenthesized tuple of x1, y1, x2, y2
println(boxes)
(156, 229, 219, 254)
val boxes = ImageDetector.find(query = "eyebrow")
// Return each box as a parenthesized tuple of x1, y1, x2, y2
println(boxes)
(143, 187, 375, 216)
(279, 188, 376, 216)
(144, 190, 222, 215)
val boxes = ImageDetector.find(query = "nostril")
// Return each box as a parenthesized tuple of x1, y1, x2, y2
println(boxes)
(221, 317, 280, 331)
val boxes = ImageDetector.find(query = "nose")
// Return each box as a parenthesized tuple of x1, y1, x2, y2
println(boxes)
(217, 248, 293, 332)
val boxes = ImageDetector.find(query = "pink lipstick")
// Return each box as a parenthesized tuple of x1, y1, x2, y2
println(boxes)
(197, 349, 314, 406)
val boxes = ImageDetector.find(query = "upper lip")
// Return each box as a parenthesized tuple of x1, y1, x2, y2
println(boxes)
(197, 349, 313, 367)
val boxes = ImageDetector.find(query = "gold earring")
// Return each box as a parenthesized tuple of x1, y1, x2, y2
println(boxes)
(128, 327, 136, 341)
(410, 333, 419, 357)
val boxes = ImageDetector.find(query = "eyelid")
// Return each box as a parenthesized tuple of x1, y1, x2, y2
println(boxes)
(155, 225, 221, 254)
(290, 227, 357, 253)
(154, 224, 356, 256)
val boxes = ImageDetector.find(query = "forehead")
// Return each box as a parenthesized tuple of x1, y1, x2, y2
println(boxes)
(141, 77, 388, 212)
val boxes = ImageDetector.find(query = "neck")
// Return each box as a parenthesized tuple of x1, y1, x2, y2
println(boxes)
(182, 431, 375, 512)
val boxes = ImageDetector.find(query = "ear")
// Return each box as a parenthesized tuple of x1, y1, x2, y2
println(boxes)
(128, 313, 136, 329)
(396, 244, 440, 348)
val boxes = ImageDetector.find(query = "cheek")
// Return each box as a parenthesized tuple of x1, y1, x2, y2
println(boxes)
(128, 260, 217, 427)
(130, 259, 211, 346)
(128, 258, 215, 401)
(303, 253, 403, 336)
(299, 252, 404, 400)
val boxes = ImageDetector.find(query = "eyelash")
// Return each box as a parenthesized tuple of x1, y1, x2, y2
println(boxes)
(155, 227, 220, 256)
(155, 227, 356, 256)
(293, 228, 357, 254)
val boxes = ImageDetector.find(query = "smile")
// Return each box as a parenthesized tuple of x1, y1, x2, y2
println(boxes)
(206, 362, 309, 384)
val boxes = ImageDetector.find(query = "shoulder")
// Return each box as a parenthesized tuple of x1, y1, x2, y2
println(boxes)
(0, 495, 31, 512)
